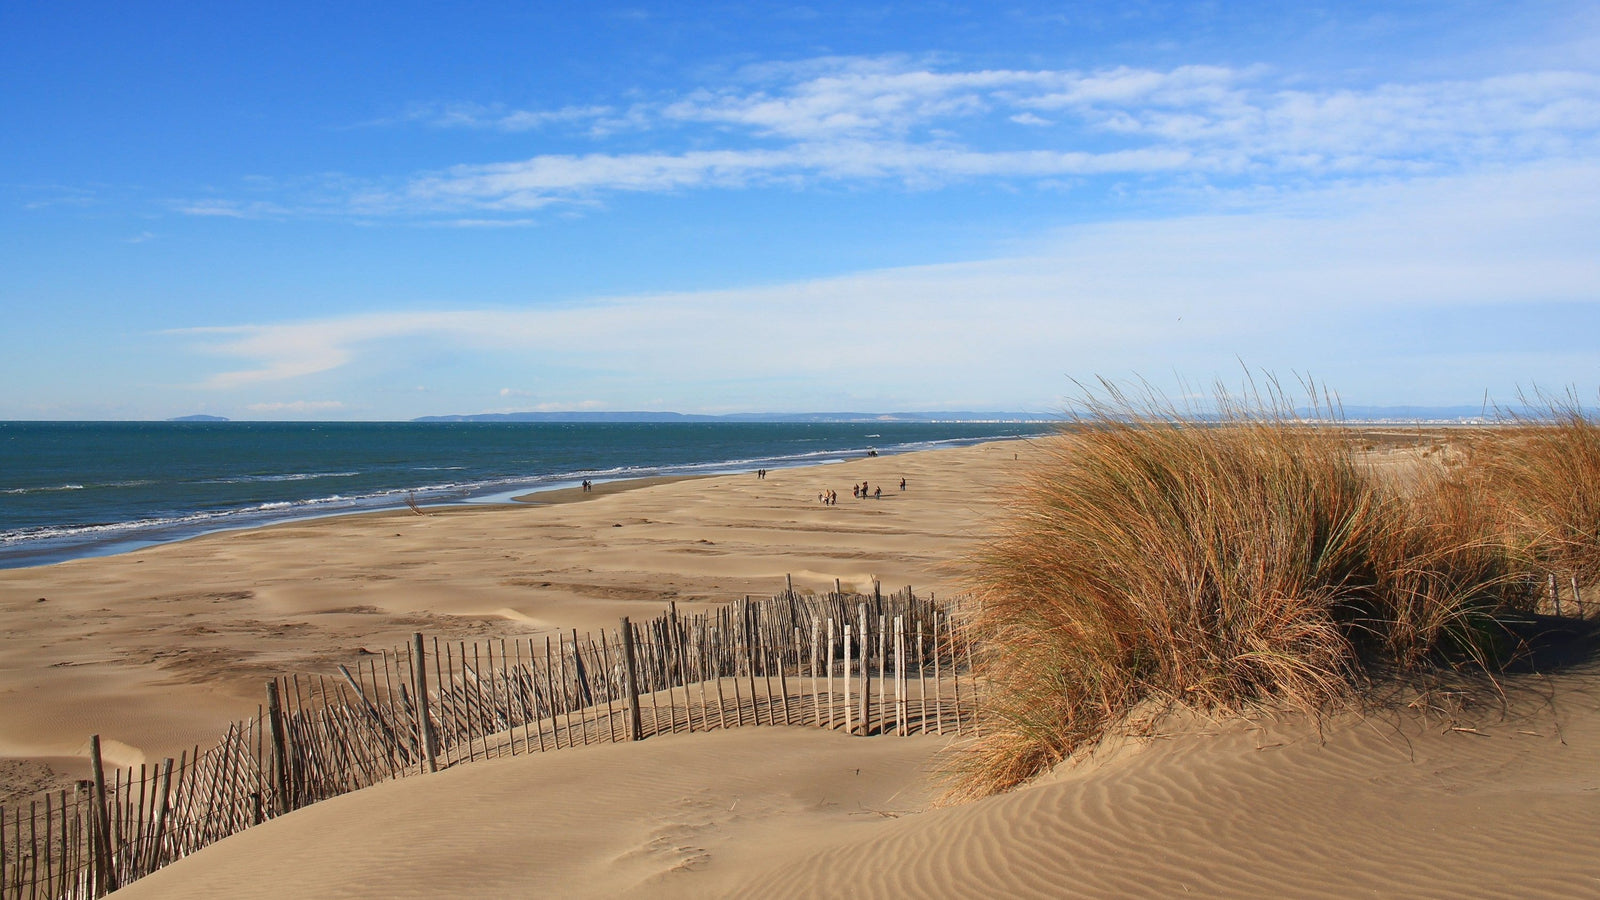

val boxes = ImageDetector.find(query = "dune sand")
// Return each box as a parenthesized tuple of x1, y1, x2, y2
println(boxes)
(113, 666, 1600, 898)
(9, 433, 1600, 897)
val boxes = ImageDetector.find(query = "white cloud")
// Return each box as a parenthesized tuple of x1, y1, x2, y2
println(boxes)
(344, 59, 1600, 216)
(171, 164, 1600, 407)
(431, 218, 540, 228)
(390, 102, 616, 132)
(178, 199, 288, 219)
(394, 143, 1195, 210)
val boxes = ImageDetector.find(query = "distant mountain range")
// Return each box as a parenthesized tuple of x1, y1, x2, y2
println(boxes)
(411, 411, 1055, 424)
(167, 414, 231, 422)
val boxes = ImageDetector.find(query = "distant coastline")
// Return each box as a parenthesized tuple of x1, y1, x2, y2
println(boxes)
(411, 410, 1056, 424)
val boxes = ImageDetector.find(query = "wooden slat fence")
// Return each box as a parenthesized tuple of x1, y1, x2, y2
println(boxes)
(1, 582, 979, 899)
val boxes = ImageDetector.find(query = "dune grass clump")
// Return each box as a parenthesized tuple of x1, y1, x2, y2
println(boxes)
(951, 389, 1525, 799)
(1458, 399, 1600, 584)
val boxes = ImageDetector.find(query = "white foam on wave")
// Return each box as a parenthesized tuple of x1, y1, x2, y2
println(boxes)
(1, 483, 86, 495)
(200, 471, 361, 484)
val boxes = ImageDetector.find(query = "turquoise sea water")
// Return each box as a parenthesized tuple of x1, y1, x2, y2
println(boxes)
(0, 421, 1053, 568)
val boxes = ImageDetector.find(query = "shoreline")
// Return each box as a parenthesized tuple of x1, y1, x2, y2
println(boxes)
(0, 430, 1045, 571)
(0, 438, 1037, 796)
(510, 472, 718, 505)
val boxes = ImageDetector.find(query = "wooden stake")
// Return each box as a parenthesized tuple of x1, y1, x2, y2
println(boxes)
(266, 681, 292, 813)
(827, 619, 836, 730)
(745, 607, 761, 726)
(858, 604, 870, 736)
(530, 639, 549, 752)
(877, 613, 887, 736)
(843, 625, 853, 736)
(895, 615, 906, 736)
(497, 639, 515, 757)
(715, 662, 729, 731)
(569, 630, 592, 744)
(460, 641, 479, 761)
(916, 619, 927, 734)
(950, 613, 964, 736)
(810, 618, 822, 726)
(149, 758, 173, 872)
(733, 653, 746, 727)
(933, 612, 945, 735)
(964, 617, 979, 732)
(89, 735, 119, 892)
(619, 618, 644, 742)
(412, 634, 438, 773)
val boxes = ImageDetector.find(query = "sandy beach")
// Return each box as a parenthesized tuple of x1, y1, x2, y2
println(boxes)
(0, 440, 1029, 796)
(7, 434, 1600, 897)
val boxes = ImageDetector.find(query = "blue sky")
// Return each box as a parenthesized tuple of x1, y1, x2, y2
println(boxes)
(2, 1, 1597, 420)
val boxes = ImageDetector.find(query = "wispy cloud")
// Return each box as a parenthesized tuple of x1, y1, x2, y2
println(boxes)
(168, 164, 1600, 407)
(177, 199, 288, 219)
(320, 58, 1599, 218)
(387, 101, 619, 133)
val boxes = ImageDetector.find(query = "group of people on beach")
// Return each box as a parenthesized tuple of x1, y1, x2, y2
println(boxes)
(580, 479, 592, 492)
(815, 478, 907, 504)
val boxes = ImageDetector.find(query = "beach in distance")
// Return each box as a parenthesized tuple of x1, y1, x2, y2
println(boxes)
(5, 431, 1600, 898)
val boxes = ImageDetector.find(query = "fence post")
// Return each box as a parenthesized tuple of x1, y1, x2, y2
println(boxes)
(858, 603, 870, 735)
(266, 681, 293, 814)
(88, 735, 120, 892)
(412, 634, 439, 773)
(621, 618, 644, 741)
(894, 615, 906, 736)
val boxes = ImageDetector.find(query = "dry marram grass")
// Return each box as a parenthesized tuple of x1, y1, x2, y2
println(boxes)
(951, 392, 1530, 799)
(1455, 398, 1600, 584)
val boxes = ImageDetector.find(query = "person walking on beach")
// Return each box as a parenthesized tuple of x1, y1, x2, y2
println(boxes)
(874, 485, 881, 500)
(900, 477, 906, 491)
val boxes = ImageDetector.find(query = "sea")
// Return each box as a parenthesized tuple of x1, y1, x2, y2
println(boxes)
(0, 421, 1054, 569)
